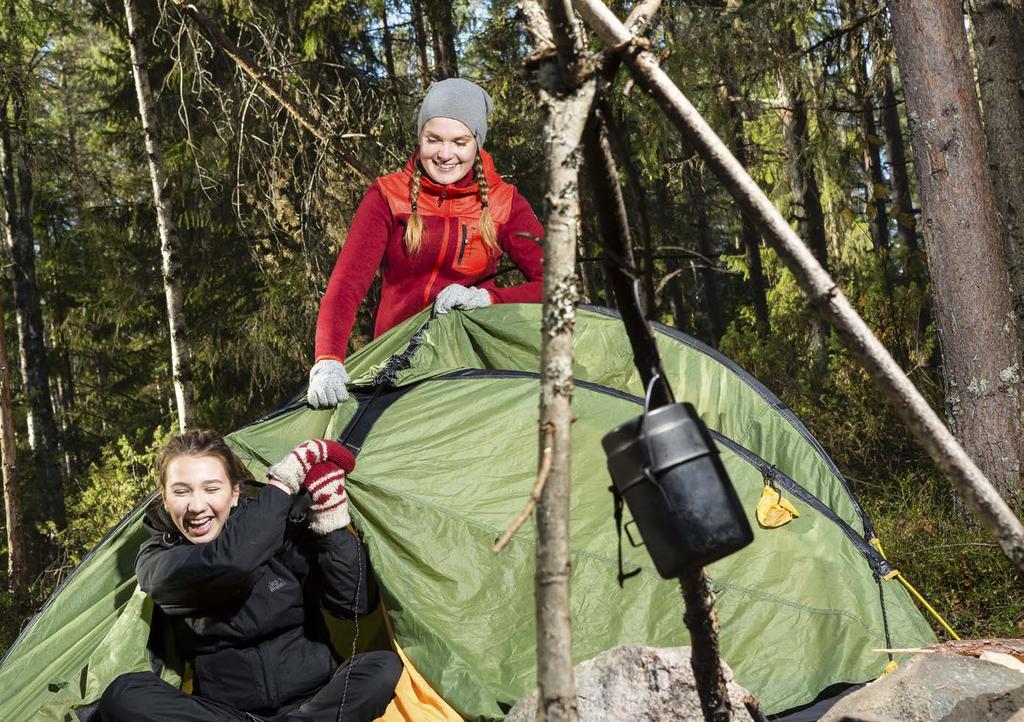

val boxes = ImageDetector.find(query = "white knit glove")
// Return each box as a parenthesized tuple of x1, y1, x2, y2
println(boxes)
(307, 359, 350, 408)
(266, 440, 336, 495)
(434, 284, 492, 315)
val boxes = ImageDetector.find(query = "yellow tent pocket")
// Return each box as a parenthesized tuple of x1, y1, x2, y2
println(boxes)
(756, 484, 800, 528)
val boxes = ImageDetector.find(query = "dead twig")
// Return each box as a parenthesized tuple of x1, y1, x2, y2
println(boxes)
(494, 426, 555, 553)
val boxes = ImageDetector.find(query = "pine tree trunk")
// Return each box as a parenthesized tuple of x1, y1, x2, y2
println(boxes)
(656, 179, 690, 333)
(0, 100, 66, 530)
(889, 0, 1024, 504)
(682, 155, 725, 344)
(577, 235, 601, 305)
(779, 46, 830, 371)
(379, 0, 403, 114)
(848, 0, 902, 359)
(878, 62, 920, 256)
(968, 0, 1024, 327)
(0, 293, 25, 591)
(125, 0, 196, 433)
(720, 82, 770, 339)
(425, 0, 459, 79)
(878, 59, 934, 350)
(409, 0, 433, 86)
(603, 107, 656, 314)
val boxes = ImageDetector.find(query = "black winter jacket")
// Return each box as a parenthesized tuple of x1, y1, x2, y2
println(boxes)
(137, 485, 377, 714)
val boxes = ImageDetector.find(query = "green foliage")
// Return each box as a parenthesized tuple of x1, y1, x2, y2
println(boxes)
(862, 472, 1024, 639)
(61, 429, 171, 565)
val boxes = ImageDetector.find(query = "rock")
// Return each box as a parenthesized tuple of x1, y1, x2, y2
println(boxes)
(504, 645, 756, 722)
(820, 652, 1024, 722)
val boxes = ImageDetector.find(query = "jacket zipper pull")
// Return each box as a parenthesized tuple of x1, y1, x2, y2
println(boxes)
(457, 224, 468, 265)
(438, 189, 447, 207)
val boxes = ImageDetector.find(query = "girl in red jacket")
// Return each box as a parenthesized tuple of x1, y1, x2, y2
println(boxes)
(308, 78, 545, 407)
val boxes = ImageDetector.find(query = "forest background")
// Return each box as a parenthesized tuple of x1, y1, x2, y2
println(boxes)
(1, 0, 1023, 657)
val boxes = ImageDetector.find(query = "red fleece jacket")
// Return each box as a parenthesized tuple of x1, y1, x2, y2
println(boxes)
(315, 151, 544, 361)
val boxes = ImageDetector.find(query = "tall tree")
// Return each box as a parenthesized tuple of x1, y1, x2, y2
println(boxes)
(778, 25, 830, 372)
(409, 0, 433, 85)
(968, 0, 1024, 326)
(0, 101, 66, 531)
(519, 0, 593, 717)
(0, 294, 25, 591)
(682, 152, 726, 344)
(888, 0, 1024, 504)
(847, 0, 901, 357)
(877, 61, 920, 258)
(124, 0, 196, 432)
(425, 0, 459, 79)
(719, 81, 770, 339)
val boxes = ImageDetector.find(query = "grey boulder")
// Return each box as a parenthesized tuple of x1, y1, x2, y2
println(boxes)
(821, 652, 1024, 722)
(505, 645, 756, 722)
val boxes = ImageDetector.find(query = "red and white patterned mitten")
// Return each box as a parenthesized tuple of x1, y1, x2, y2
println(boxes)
(302, 443, 356, 535)
(267, 439, 336, 494)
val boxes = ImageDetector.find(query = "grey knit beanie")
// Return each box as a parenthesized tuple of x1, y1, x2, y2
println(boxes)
(416, 78, 493, 147)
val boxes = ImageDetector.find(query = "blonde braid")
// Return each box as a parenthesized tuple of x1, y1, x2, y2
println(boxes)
(404, 166, 424, 254)
(475, 154, 498, 250)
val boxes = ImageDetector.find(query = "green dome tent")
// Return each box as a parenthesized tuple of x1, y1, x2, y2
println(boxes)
(0, 304, 936, 721)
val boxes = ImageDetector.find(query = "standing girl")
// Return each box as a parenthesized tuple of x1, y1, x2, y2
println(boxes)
(308, 78, 545, 407)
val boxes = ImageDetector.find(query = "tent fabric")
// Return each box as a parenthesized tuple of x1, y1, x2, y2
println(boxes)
(0, 303, 936, 721)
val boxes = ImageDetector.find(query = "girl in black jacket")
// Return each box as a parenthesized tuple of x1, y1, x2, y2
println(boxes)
(99, 430, 402, 722)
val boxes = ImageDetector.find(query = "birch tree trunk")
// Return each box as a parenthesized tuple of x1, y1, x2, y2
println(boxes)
(889, 0, 1024, 504)
(0, 100, 66, 530)
(124, 0, 196, 433)
(968, 0, 1024, 327)
(519, 0, 594, 717)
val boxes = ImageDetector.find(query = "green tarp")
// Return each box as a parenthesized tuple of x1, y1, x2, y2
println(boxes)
(0, 304, 936, 721)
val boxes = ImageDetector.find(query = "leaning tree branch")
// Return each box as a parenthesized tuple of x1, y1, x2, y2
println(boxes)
(572, 0, 1024, 574)
(168, 0, 373, 180)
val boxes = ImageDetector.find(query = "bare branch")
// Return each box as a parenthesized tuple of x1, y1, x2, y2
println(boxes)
(169, 0, 373, 179)
(493, 429, 554, 553)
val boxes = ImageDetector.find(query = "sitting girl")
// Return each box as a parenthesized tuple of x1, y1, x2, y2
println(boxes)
(99, 430, 401, 721)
